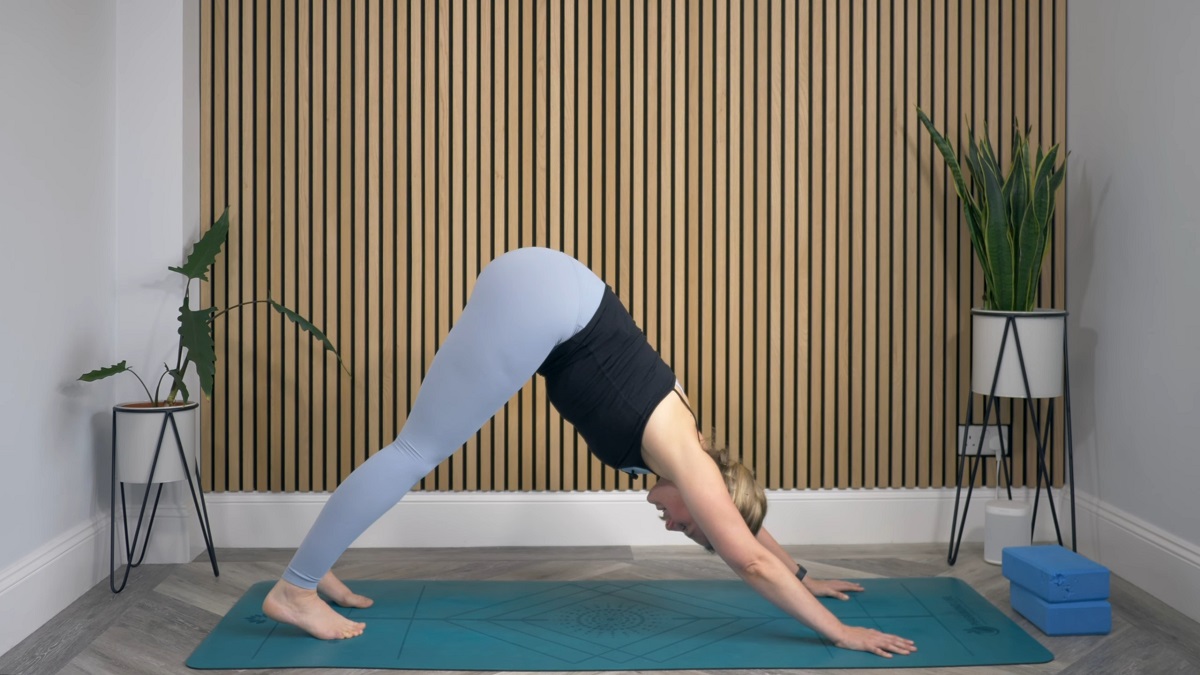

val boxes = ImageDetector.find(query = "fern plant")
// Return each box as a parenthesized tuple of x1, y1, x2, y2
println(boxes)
(917, 108, 1067, 311)
(79, 208, 345, 405)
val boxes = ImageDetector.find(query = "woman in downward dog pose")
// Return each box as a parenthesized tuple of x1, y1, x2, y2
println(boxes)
(263, 247, 916, 658)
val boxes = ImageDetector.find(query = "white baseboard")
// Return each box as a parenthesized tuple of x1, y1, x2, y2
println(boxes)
(204, 486, 1065, 548)
(1073, 490, 1200, 625)
(0, 516, 109, 658)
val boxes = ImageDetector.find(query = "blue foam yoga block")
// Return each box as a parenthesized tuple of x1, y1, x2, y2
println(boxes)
(1010, 582, 1112, 635)
(1002, 545, 1110, 602)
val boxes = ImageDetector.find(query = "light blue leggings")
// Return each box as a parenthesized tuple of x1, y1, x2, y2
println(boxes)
(283, 248, 605, 588)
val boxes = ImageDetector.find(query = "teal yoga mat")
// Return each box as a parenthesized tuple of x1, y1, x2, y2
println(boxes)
(187, 578, 1052, 670)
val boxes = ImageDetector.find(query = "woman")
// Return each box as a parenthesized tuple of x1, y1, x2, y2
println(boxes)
(263, 247, 916, 658)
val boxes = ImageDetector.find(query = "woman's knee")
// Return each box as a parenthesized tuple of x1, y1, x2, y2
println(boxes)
(382, 436, 448, 477)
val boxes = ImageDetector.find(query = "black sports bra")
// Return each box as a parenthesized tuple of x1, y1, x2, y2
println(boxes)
(537, 287, 685, 475)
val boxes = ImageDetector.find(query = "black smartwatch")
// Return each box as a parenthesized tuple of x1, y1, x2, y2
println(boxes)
(795, 562, 808, 581)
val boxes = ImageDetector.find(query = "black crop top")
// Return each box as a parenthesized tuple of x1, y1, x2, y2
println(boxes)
(536, 287, 677, 475)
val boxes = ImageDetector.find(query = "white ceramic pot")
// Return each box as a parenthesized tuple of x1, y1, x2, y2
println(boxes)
(971, 309, 1066, 399)
(113, 401, 199, 484)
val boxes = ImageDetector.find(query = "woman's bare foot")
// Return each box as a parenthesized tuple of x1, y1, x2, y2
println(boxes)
(262, 579, 366, 640)
(318, 571, 374, 609)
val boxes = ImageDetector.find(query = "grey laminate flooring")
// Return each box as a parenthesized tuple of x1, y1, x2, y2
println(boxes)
(2, 543, 1198, 675)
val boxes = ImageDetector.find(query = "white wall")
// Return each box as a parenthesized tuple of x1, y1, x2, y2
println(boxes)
(0, 0, 119, 655)
(1068, 0, 1200, 619)
(111, 0, 204, 566)
(0, 0, 198, 657)
(116, 0, 201, 389)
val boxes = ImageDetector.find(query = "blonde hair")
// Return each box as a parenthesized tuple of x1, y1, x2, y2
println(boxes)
(702, 438, 767, 536)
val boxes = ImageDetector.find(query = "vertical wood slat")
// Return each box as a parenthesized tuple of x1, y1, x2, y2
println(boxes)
(200, 0, 217, 491)
(254, 0, 269, 493)
(200, 0, 1068, 494)
(236, 0, 252, 491)
(277, 0, 293, 492)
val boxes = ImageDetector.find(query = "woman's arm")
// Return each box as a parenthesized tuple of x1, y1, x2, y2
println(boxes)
(755, 527, 865, 601)
(640, 398, 915, 657)
(755, 526, 803, 571)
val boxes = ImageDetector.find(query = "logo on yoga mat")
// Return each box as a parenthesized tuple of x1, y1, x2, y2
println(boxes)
(244, 614, 269, 625)
(945, 595, 999, 636)
(564, 604, 658, 636)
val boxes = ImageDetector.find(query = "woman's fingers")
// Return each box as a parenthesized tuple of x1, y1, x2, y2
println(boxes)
(836, 626, 916, 657)
(881, 634, 917, 655)
(866, 630, 917, 656)
(808, 578, 866, 600)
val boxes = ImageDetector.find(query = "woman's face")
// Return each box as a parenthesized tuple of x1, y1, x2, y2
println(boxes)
(647, 479, 712, 550)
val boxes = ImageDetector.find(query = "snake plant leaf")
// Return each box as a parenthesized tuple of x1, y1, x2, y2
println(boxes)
(1009, 120, 1030, 172)
(917, 108, 986, 262)
(966, 208, 996, 309)
(1013, 199, 1042, 312)
(982, 156, 1015, 310)
(79, 361, 129, 382)
(917, 108, 973, 208)
(964, 122, 982, 185)
(963, 123, 986, 206)
(1024, 148, 1059, 309)
(979, 124, 1001, 181)
(1035, 146, 1061, 220)
(268, 300, 350, 375)
(1050, 152, 1067, 192)
(963, 123, 995, 286)
(965, 122, 990, 211)
(179, 304, 217, 398)
(169, 208, 230, 282)
(961, 197, 990, 283)
(1004, 132, 1030, 258)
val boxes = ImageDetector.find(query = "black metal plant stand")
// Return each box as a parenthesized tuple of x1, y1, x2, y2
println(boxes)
(947, 310, 1077, 566)
(110, 403, 219, 593)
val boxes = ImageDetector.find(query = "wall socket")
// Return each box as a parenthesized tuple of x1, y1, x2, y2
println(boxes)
(956, 424, 1013, 456)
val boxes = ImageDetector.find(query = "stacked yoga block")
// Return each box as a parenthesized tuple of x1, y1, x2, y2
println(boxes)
(1002, 545, 1112, 636)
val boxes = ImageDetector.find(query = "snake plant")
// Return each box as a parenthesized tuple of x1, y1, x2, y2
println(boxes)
(917, 108, 1066, 311)
(79, 208, 346, 405)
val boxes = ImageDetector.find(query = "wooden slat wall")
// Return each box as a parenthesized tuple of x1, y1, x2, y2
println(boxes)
(199, 0, 1067, 493)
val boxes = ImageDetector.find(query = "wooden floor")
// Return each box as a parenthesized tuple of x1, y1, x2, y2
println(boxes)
(3, 543, 1199, 674)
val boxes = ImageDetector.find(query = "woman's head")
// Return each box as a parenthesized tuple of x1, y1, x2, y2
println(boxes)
(646, 439, 767, 551)
(704, 445, 767, 536)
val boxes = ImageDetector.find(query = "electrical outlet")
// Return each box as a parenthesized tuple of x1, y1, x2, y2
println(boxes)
(956, 424, 1012, 456)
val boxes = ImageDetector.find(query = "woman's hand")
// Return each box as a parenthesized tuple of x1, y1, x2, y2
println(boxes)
(803, 578, 865, 601)
(832, 625, 917, 658)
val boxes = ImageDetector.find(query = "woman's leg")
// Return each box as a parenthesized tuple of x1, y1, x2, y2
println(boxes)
(264, 248, 603, 638)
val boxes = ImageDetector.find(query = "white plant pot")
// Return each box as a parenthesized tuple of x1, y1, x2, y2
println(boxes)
(984, 499, 1033, 565)
(971, 309, 1065, 399)
(113, 401, 199, 484)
